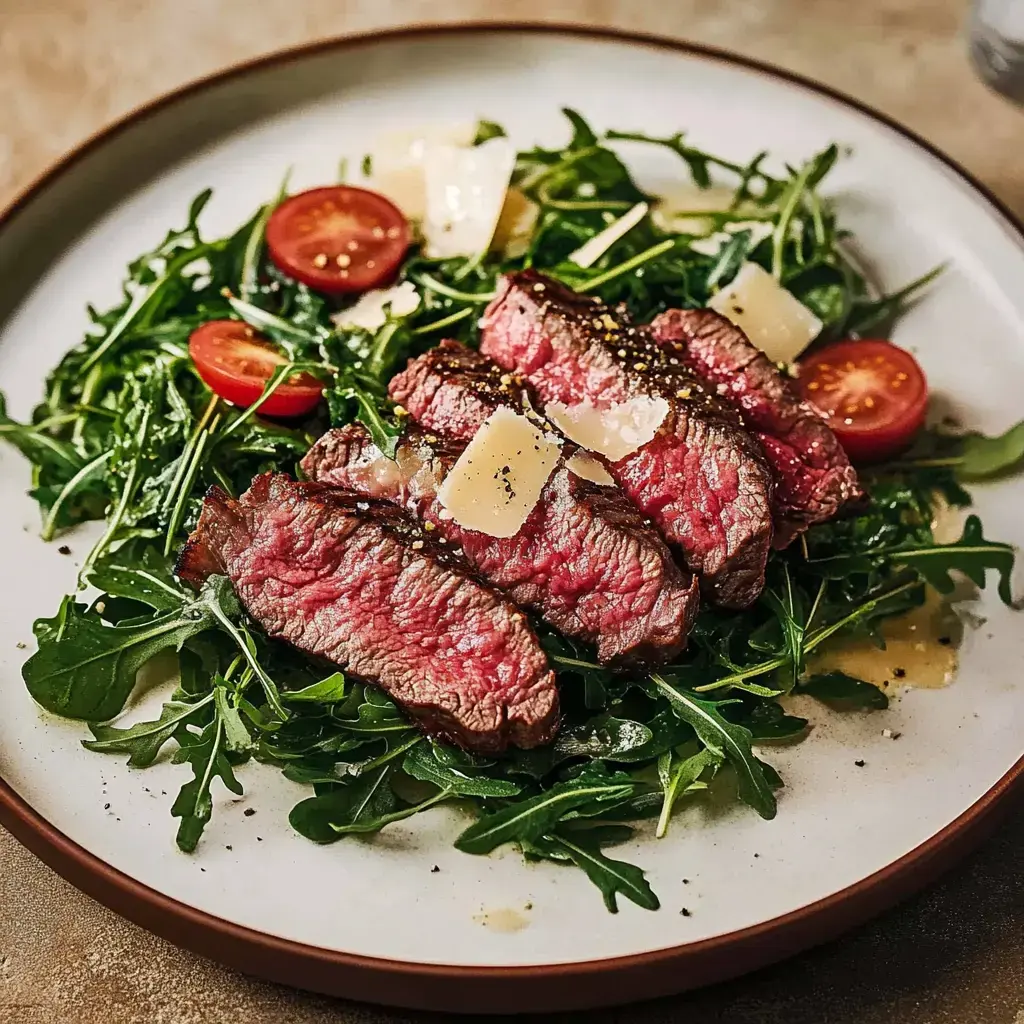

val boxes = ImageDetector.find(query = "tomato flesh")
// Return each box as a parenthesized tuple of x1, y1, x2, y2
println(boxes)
(189, 320, 323, 418)
(266, 185, 410, 294)
(798, 339, 928, 463)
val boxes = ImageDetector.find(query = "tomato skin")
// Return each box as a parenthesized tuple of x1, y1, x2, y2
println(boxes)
(266, 186, 410, 294)
(189, 320, 324, 418)
(798, 339, 928, 464)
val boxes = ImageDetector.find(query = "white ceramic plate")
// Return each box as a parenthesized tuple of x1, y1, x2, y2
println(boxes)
(0, 25, 1022, 1014)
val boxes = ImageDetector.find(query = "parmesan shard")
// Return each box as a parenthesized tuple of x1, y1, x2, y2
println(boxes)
(568, 202, 649, 268)
(565, 451, 615, 486)
(422, 137, 517, 258)
(492, 187, 539, 258)
(437, 407, 561, 538)
(545, 396, 669, 462)
(652, 184, 737, 234)
(365, 123, 477, 220)
(708, 262, 823, 365)
(331, 281, 420, 332)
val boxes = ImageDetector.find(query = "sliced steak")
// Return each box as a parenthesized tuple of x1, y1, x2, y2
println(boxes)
(389, 338, 538, 439)
(302, 422, 698, 667)
(651, 307, 862, 547)
(478, 270, 774, 608)
(176, 474, 558, 752)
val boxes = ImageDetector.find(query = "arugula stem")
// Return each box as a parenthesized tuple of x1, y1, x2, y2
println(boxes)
(163, 413, 221, 556)
(771, 161, 815, 279)
(204, 605, 286, 721)
(81, 244, 213, 373)
(693, 657, 788, 694)
(41, 450, 113, 542)
(216, 363, 318, 441)
(239, 171, 290, 300)
(71, 363, 105, 451)
(79, 404, 154, 584)
(578, 239, 677, 293)
(410, 308, 474, 336)
(517, 145, 602, 192)
(413, 274, 497, 304)
(162, 394, 220, 517)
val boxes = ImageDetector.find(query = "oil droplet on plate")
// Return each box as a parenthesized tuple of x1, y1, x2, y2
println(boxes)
(473, 908, 531, 933)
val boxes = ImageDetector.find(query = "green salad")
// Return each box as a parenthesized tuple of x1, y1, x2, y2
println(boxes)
(3, 110, 1020, 914)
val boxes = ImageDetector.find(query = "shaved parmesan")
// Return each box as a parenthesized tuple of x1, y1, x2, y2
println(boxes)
(331, 281, 420, 332)
(565, 452, 615, 486)
(437, 408, 561, 538)
(569, 202, 649, 268)
(365, 123, 476, 220)
(652, 185, 737, 234)
(422, 137, 517, 258)
(492, 187, 539, 258)
(546, 396, 669, 462)
(708, 262, 822, 364)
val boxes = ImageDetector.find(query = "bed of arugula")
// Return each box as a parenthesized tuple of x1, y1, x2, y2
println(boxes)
(3, 110, 1021, 914)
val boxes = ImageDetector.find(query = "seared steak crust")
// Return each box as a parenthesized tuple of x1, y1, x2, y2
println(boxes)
(651, 307, 862, 547)
(176, 474, 558, 752)
(302, 422, 698, 666)
(478, 271, 774, 608)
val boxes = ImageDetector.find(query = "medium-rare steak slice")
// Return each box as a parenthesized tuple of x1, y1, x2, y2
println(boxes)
(176, 474, 558, 753)
(389, 338, 540, 440)
(302, 422, 698, 667)
(651, 307, 862, 548)
(478, 270, 774, 608)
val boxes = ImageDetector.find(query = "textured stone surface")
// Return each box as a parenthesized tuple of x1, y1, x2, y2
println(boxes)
(1, 2, 1023, 1022)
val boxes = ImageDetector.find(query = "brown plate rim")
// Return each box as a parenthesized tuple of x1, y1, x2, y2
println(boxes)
(0, 21, 1022, 1015)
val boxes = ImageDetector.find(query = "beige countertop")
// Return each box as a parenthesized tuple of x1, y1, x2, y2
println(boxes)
(1, 2, 1023, 1022)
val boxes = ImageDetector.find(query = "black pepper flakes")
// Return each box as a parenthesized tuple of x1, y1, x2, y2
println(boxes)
(244, 808, 256, 817)
(58, 544, 72, 555)
(893, 667, 906, 679)
(431, 865, 440, 873)
(855, 759, 866, 767)
(680, 908, 692, 917)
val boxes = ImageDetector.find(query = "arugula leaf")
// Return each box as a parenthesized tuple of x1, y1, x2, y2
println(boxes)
(761, 563, 806, 691)
(808, 515, 1015, 604)
(553, 715, 653, 761)
(844, 264, 944, 336)
(281, 672, 348, 703)
(214, 683, 253, 753)
(290, 765, 400, 842)
(403, 742, 521, 798)
(23, 595, 215, 721)
(473, 119, 507, 144)
(171, 713, 244, 852)
(88, 543, 187, 611)
(656, 747, 720, 839)
(743, 700, 809, 739)
(325, 376, 400, 459)
(454, 767, 636, 855)
(798, 671, 889, 710)
(83, 693, 214, 766)
(957, 421, 1024, 481)
(550, 833, 660, 913)
(648, 673, 777, 820)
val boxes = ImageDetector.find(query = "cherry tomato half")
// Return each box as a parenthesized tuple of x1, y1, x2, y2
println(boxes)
(189, 320, 323, 418)
(265, 185, 410, 294)
(798, 339, 928, 463)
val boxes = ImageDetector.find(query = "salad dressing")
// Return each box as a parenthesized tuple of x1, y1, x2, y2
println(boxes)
(809, 590, 961, 691)
(473, 908, 531, 933)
